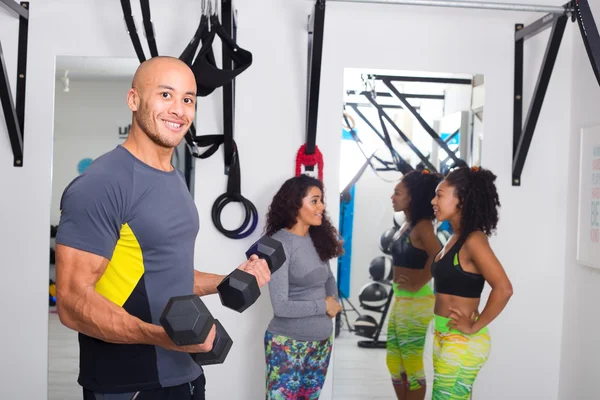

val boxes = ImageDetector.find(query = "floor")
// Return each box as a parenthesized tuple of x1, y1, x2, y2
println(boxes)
(48, 311, 435, 400)
(331, 327, 435, 400)
(48, 310, 80, 400)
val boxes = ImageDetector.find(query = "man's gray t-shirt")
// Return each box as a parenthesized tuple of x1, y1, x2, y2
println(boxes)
(266, 229, 338, 341)
(55, 145, 201, 393)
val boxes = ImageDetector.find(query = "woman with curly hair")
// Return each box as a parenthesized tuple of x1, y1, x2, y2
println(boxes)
(386, 169, 443, 400)
(262, 174, 344, 400)
(430, 166, 513, 399)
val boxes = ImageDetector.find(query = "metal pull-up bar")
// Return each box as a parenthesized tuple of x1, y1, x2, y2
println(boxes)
(321, 0, 570, 14)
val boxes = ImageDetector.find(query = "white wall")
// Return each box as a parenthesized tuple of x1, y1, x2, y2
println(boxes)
(558, 5, 600, 398)
(51, 79, 132, 225)
(0, 1, 575, 399)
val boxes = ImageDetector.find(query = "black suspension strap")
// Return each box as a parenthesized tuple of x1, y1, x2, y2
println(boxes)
(376, 110, 411, 172)
(120, 0, 147, 63)
(179, 2, 209, 66)
(140, 0, 159, 57)
(298, 0, 326, 179)
(221, 2, 235, 175)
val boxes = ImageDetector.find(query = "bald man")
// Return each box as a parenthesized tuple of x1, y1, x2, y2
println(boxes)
(55, 56, 271, 400)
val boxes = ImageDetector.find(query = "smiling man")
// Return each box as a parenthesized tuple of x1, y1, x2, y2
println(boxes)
(54, 56, 271, 400)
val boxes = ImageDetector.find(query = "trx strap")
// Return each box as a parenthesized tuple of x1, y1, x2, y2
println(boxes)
(298, 0, 326, 180)
(120, 0, 257, 239)
(183, 2, 257, 239)
(376, 110, 410, 172)
(140, 0, 158, 57)
(120, 0, 146, 63)
(180, 3, 253, 177)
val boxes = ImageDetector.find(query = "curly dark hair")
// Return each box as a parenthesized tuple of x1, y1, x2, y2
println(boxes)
(444, 166, 501, 242)
(264, 175, 344, 262)
(401, 170, 443, 226)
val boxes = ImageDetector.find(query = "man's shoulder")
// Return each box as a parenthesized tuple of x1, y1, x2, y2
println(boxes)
(63, 147, 134, 199)
(81, 146, 134, 184)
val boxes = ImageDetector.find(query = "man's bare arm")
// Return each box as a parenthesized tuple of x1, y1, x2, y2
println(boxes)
(56, 244, 215, 352)
(193, 255, 273, 297)
(193, 270, 226, 296)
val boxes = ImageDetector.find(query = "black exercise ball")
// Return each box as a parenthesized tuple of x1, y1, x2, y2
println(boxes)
(354, 315, 378, 338)
(379, 227, 399, 255)
(369, 256, 393, 282)
(358, 282, 389, 309)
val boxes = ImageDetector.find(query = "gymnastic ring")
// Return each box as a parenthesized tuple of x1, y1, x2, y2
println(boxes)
(211, 192, 258, 239)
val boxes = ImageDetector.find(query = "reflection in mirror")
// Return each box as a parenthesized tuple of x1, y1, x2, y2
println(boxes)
(333, 68, 484, 400)
(47, 55, 193, 399)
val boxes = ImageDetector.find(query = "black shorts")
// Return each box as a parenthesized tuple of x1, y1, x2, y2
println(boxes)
(82, 374, 206, 400)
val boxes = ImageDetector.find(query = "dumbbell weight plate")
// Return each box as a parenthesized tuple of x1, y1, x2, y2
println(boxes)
(159, 295, 215, 346)
(217, 269, 260, 313)
(217, 236, 287, 313)
(193, 320, 233, 366)
(245, 236, 287, 274)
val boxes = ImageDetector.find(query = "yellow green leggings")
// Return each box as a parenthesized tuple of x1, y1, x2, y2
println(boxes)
(386, 284, 434, 391)
(432, 314, 491, 400)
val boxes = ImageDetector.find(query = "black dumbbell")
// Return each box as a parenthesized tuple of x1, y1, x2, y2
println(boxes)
(217, 235, 287, 313)
(159, 294, 233, 365)
(193, 320, 233, 365)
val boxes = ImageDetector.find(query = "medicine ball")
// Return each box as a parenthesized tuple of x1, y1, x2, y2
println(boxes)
(354, 315, 378, 338)
(369, 256, 393, 282)
(393, 211, 405, 229)
(358, 282, 389, 309)
(379, 227, 399, 255)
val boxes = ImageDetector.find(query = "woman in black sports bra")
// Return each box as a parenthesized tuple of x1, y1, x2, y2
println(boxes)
(430, 166, 513, 400)
(386, 170, 443, 400)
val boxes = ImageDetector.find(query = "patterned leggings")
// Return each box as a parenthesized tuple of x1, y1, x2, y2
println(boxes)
(432, 315, 491, 400)
(264, 331, 333, 400)
(386, 284, 435, 391)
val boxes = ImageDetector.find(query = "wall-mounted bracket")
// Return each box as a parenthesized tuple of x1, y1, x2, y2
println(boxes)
(0, 0, 29, 167)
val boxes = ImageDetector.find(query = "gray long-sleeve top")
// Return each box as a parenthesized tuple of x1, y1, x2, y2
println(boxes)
(266, 228, 338, 341)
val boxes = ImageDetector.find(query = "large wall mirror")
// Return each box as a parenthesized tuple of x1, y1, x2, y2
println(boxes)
(332, 68, 484, 400)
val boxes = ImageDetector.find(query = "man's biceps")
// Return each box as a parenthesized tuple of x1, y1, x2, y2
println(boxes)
(58, 247, 109, 280)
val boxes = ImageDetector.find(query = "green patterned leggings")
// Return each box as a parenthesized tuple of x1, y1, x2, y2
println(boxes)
(386, 284, 435, 391)
(432, 315, 491, 399)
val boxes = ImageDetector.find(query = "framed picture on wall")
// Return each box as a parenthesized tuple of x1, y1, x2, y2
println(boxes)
(576, 125, 600, 269)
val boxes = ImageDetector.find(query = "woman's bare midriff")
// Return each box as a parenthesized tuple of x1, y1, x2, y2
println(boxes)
(434, 292, 481, 318)
(393, 266, 430, 292)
